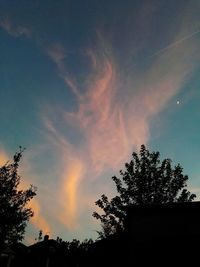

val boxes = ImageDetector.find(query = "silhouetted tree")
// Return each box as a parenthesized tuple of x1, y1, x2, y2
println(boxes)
(93, 144, 196, 238)
(63, 238, 94, 251)
(56, 236, 63, 243)
(79, 238, 94, 251)
(35, 230, 43, 242)
(0, 148, 37, 247)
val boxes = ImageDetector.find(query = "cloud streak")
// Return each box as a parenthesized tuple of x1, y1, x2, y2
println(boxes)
(47, 44, 81, 99)
(18, 150, 52, 237)
(150, 28, 200, 58)
(59, 158, 85, 229)
(28, 199, 51, 234)
(0, 17, 31, 37)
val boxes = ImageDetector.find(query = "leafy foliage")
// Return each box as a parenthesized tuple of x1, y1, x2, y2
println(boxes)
(35, 229, 43, 242)
(63, 238, 94, 252)
(0, 148, 37, 246)
(93, 145, 196, 238)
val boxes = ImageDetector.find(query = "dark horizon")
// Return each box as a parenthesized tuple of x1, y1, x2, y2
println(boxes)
(0, 0, 200, 244)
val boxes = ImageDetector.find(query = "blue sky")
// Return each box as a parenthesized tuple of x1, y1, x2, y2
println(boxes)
(0, 0, 200, 244)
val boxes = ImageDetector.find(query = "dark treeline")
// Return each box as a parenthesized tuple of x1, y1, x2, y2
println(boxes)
(0, 145, 199, 266)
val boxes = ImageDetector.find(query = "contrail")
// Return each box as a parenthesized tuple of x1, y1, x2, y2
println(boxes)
(150, 28, 200, 58)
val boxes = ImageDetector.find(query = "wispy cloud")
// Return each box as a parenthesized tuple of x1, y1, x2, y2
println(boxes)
(28, 199, 51, 234)
(42, 24, 199, 232)
(150, 28, 200, 58)
(18, 149, 52, 235)
(0, 17, 31, 37)
(59, 157, 85, 229)
(47, 44, 81, 99)
(42, 118, 86, 230)
(2, 17, 196, 235)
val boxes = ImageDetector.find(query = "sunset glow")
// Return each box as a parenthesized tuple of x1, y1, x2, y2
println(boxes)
(0, 0, 200, 244)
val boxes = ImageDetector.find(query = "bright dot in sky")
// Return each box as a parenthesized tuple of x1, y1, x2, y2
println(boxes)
(176, 100, 180, 105)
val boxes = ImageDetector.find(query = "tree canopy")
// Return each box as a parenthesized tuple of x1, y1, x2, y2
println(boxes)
(0, 148, 37, 247)
(93, 144, 196, 238)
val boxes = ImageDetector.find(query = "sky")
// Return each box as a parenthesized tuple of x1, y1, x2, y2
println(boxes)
(0, 0, 200, 244)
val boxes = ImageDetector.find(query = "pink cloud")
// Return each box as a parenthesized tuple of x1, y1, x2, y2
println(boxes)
(42, 23, 200, 233)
